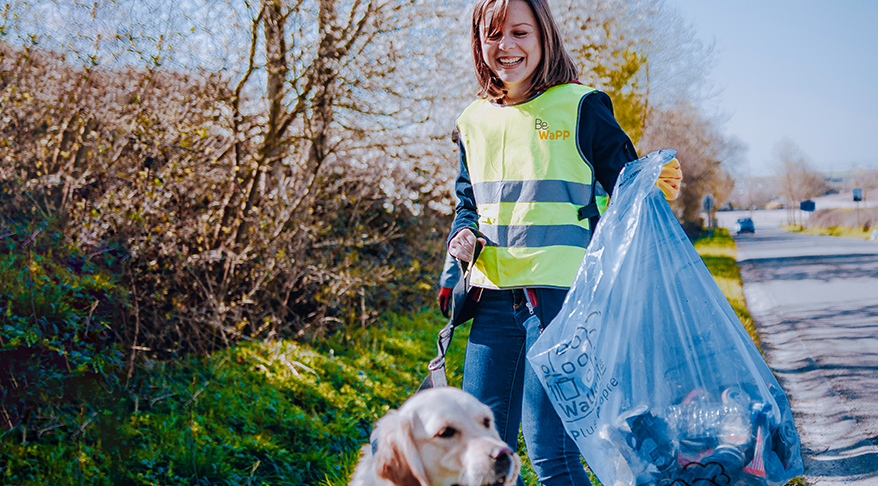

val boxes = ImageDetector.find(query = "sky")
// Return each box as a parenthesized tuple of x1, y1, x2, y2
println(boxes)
(667, 0, 878, 177)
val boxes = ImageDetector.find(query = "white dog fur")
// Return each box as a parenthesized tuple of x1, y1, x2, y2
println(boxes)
(350, 387, 521, 486)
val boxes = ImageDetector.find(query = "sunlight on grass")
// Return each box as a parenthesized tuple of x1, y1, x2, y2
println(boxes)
(2, 225, 807, 485)
(325, 229, 773, 486)
(693, 229, 737, 259)
(782, 224, 873, 240)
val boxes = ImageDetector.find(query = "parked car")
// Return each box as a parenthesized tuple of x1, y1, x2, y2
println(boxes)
(736, 217, 755, 234)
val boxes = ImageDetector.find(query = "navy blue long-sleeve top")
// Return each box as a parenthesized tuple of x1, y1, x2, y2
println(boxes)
(447, 90, 638, 246)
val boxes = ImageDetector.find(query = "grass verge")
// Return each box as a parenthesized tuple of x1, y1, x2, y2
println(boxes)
(782, 224, 876, 240)
(2, 227, 807, 485)
(694, 228, 761, 351)
(1, 306, 457, 485)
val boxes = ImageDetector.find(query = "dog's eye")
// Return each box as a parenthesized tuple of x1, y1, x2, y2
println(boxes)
(483, 417, 492, 429)
(437, 427, 458, 438)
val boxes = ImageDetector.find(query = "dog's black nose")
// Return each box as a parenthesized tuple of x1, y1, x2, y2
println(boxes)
(492, 446, 513, 473)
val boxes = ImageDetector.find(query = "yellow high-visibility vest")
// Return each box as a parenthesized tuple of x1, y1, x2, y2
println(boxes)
(457, 83, 600, 289)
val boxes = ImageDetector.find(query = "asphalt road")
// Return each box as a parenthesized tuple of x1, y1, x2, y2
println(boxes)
(734, 226, 878, 485)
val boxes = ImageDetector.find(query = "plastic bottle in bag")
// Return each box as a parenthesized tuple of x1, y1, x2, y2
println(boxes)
(664, 400, 755, 484)
(665, 402, 752, 446)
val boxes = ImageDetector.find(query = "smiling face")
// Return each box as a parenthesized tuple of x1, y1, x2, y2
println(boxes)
(480, 0, 542, 103)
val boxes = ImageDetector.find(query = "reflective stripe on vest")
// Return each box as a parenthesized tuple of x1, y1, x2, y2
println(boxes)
(457, 83, 598, 289)
(472, 180, 593, 206)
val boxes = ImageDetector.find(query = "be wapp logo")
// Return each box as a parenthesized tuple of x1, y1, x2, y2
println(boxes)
(534, 117, 570, 141)
(536, 311, 619, 442)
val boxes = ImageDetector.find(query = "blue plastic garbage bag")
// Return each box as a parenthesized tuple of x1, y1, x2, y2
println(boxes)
(527, 150, 803, 486)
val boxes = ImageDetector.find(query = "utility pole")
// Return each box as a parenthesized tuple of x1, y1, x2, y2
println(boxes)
(854, 188, 863, 231)
(702, 194, 715, 238)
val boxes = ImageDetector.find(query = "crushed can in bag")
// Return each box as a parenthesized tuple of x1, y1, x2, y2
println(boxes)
(527, 150, 804, 486)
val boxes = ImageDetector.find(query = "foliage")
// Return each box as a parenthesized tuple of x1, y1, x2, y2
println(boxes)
(0, 217, 127, 441)
(0, 214, 492, 483)
(784, 223, 876, 240)
(0, 25, 450, 355)
(592, 47, 647, 146)
(1, 219, 810, 485)
(0, 308, 454, 485)
(0, 0, 749, 353)
(556, 0, 648, 146)
(574, 38, 646, 146)
(552, 0, 740, 225)
(0, 1, 790, 481)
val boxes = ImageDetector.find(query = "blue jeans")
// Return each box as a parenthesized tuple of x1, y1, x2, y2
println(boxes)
(462, 288, 592, 486)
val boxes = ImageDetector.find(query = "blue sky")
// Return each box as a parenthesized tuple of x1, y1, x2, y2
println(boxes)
(668, 0, 878, 176)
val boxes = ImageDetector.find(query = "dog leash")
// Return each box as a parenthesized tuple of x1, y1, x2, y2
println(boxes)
(373, 236, 482, 455)
(417, 230, 483, 392)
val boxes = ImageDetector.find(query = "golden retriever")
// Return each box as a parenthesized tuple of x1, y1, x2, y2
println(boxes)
(350, 387, 521, 486)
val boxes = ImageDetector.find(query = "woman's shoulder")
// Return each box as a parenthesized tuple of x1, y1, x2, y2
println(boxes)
(544, 83, 612, 112)
(578, 89, 614, 111)
(457, 97, 493, 124)
(538, 84, 610, 110)
(545, 82, 599, 96)
(459, 97, 488, 113)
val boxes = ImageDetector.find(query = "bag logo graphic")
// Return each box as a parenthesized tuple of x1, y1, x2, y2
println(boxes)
(534, 118, 570, 141)
(538, 312, 616, 435)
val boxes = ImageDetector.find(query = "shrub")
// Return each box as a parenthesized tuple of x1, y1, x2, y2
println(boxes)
(0, 40, 451, 357)
(0, 308, 450, 486)
(0, 217, 127, 438)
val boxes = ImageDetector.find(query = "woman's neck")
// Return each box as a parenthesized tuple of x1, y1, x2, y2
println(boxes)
(503, 84, 528, 104)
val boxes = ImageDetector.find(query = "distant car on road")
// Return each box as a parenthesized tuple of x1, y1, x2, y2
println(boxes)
(736, 217, 755, 234)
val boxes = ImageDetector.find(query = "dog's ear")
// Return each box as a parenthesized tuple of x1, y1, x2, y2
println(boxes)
(372, 410, 430, 486)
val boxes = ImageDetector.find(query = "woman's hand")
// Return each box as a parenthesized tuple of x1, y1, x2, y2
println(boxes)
(656, 157, 683, 200)
(448, 229, 486, 263)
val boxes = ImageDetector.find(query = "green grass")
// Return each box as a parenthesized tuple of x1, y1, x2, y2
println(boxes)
(2, 225, 808, 486)
(782, 224, 874, 240)
(1, 305, 457, 485)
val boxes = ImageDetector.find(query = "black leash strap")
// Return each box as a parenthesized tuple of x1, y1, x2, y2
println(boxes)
(418, 322, 455, 391)
(577, 200, 600, 221)
(417, 229, 483, 392)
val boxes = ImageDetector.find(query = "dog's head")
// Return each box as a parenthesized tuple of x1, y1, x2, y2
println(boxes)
(370, 387, 520, 486)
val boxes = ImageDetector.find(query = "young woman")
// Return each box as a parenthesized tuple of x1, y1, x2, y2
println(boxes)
(446, 1, 681, 485)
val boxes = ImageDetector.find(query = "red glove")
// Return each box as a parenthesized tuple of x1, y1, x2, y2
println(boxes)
(438, 286, 453, 318)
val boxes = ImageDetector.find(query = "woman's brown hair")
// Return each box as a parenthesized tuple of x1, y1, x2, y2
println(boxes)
(471, 0, 578, 102)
